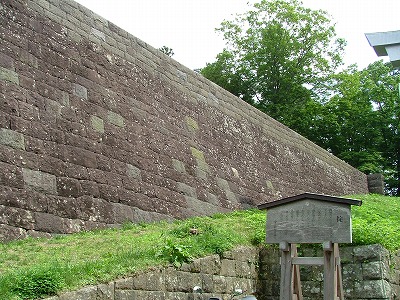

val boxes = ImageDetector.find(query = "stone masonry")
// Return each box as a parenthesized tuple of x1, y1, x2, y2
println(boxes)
(0, 0, 368, 241)
(258, 244, 400, 300)
(44, 246, 260, 300)
(44, 245, 400, 300)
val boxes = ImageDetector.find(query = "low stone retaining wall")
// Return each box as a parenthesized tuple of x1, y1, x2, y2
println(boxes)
(258, 244, 400, 300)
(44, 245, 399, 300)
(45, 246, 260, 300)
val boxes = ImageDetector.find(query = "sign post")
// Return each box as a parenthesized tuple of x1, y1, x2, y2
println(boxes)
(258, 193, 362, 300)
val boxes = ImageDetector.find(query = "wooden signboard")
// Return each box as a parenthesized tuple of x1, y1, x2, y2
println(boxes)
(258, 193, 362, 244)
(258, 193, 362, 300)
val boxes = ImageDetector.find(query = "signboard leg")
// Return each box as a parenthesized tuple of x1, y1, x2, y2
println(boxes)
(323, 242, 335, 300)
(279, 242, 303, 300)
(323, 242, 343, 300)
(280, 242, 292, 300)
(291, 244, 303, 300)
(334, 243, 344, 300)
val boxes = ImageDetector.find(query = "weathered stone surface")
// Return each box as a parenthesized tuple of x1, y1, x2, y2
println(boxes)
(185, 116, 199, 133)
(56, 177, 83, 197)
(22, 168, 57, 195)
(0, 161, 24, 188)
(177, 182, 197, 198)
(0, 0, 368, 241)
(0, 205, 35, 229)
(58, 286, 97, 300)
(0, 66, 19, 84)
(113, 290, 135, 300)
(126, 163, 141, 179)
(73, 83, 88, 99)
(354, 280, 392, 298)
(34, 212, 69, 233)
(97, 283, 115, 300)
(220, 259, 236, 277)
(0, 128, 25, 150)
(0, 223, 27, 242)
(133, 269, 164, 291)
(363, 261, 390, 280)
(172, 159, 186, 173)
(0, 186, 48, 212)
(107, 111, 125, 127)
(198, 255, 221, 275)
(91, 115, 105, 133)
(353, 244, 389, 262)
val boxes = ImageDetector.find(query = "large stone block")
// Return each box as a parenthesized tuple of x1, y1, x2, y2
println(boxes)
(363, 261, 390, 280)
(97, 283, 115, 300)
(0, 186, 48, 212)
(133, 269, 164, 291)
(172, 159, 186, 173)
(354, 279, 392, 298)
(56, 177, 83, 198)
(0, 223, 27, 242)
(33, 212, 68, 233)
(198, 255, 221, 275)
(90, 115, 104, 133)
(0, 161, 24, 188)
(212, 275, 228, 294)
(126, 163, 141, 179)
(220, 259, 236, 277)
(22, 168, 57, 195)
(73, 83, 88, 100)
(0, 205, 35, 229)
(177, 182, 197, 198)
(164, 269, 202, 293)
(58, 286, 97, 300)
(114, 278, 134, 290)
(107, 111, 125, 127)
(0, 128, 25, 150)
(0, 66, 19, 84)
(114, 290, 136, 300)
(353, 244, 389, 262)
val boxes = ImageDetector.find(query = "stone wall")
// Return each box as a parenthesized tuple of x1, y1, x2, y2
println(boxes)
(44, 245, 399, 300)
(44, 246, 260, 300)
(0, 0, 368, 241)
(258, 244, 400, 300)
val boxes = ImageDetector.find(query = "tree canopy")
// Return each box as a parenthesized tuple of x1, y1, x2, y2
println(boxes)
(315, 61, 400, 195)
(201, 0, 346, 136)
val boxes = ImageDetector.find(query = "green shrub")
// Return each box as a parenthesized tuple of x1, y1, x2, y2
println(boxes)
(12, 267, 64, 299)
(156, 239, 193, 267)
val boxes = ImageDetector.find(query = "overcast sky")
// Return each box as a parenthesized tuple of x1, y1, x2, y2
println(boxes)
(74, 0, 400, 70)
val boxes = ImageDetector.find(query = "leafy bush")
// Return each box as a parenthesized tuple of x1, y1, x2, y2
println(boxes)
(12, 267, 64, 299)
(156, 239, 193, 267)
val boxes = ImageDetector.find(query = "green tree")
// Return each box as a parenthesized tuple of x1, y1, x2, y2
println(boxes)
(201, 0, 346, 137)
(315, 65, 384, 174)
(316, 61, 399, 195)
(361, 61, 400, 195)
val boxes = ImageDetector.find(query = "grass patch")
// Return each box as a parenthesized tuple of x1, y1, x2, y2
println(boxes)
(351, 194, 400, 251)
(0, 194, 399, 299)
(0, 209, 265, 299)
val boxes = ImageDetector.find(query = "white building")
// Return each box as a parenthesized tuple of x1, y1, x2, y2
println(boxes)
(365, 30, 400, 67)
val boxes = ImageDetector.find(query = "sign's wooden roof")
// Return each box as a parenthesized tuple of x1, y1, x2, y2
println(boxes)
(258, 193, 362, 210)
